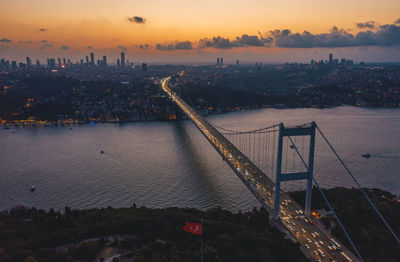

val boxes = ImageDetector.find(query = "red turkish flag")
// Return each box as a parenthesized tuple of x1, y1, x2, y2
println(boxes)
(183, 222, 202, 235)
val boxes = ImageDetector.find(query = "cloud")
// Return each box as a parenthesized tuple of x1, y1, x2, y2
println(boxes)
(174, 41, 192, 50)
(356, 21, 376, 29)
(156, 43, 174, 51)
(117, 45, 127, 51)
(139, 44, 149, 49)
(0, 38, 12, 43)
(265, 23, 400, 48)
(395, 18, 400, 25)
(61, 45, 70, 50)
(127, 16, 146, 24)
(18, 40, 32, 44)
(199, 36, 242, 49)
(156, 41, 192, 51)
(236, 34, 265, 46)
(87, 46, 92, 49)
(40, 40, 48, 43)
(38, 28, 48, 32)
(40, 43, 52, 50)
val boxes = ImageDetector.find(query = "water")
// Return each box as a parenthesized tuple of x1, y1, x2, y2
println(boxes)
(1, 106, 399, 212)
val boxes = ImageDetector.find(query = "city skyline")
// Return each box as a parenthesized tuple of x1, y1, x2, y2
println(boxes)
(1, 0, 400, 63)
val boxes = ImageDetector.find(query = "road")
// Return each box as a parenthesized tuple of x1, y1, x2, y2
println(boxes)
(161, 77, 357, 262)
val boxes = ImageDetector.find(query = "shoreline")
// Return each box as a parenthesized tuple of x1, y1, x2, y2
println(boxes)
(2, 104, 400, 128)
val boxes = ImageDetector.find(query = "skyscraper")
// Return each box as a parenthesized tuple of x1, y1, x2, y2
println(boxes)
(26, 57, 32, 67)
(142, 63, 147, 72)
(117, 59, 120, 68)
(220, 57, 223, 66)
(329, 53, 333, 66)
(103, 56, 107, 66)
(236, 59, 239, 67)
(63, 58, 66, 65)
(121, 52, 125, 67)
(217, 57, 220, 65)
(58, 58, 61, 67)
(90, 52, 94, 66)
(85, 56, 89, 65)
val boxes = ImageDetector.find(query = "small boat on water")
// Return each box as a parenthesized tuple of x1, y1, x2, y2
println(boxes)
(30, 186, 36, 192)
(362, 153, 371, 159)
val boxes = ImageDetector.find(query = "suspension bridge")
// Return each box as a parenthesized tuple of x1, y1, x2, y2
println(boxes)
(160, 76, 399, 262)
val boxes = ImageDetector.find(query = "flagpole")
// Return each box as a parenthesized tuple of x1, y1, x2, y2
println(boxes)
(201, 218, 203, 262)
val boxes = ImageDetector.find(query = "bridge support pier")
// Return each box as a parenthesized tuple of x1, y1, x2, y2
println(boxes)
(273, 122, 316, 219)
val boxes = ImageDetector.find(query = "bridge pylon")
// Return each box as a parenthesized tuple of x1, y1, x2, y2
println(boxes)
(273, 122, 316, 218)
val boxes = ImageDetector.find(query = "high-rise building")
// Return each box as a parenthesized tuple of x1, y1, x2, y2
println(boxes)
(236, 59, 239, 67)
(117, 59, 120, 68)
(329, 53, 333, 66)
(58, 58, 62, 67)
(49, 58, 56, 67)
(217, 57, 220, 65)
(85, 56, 89, 65)
(220, 57, 223, 66)
(80, 59, 84, 65)
(11, 61, 17, 69)
(63, 58, 66, 65)
(26, 57, 32, 67)
(36, 59, 40, 66)
(103, 56, 107, 66)
(90, 52, 94, 66)
(142, 63, 147, 72)
(121, 52, 125, 67)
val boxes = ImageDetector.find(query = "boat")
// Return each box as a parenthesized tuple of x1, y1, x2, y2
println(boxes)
(362, 153, 371, 159)
(30, 186, 36, 192)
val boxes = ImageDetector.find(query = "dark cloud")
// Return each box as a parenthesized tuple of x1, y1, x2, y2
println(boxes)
(150, 19, 400, 51)
(40, 40, 48, 43)
(0, 38, 12, 43)
(127, 16, 146, 24)
(139, 44, 149, 49)
(61, 45, 70, 50)
(236, 34, 265, 46)
(156, 41, 192, 51)
(38, 28, 48, 32)
(117, 45, 127, 51)
(356, 21, 376, 29)
(156, 43, 174, 51)
(197, 35, 269, 49)
(174, 41, 192, 50)
(267, 23, 400, 48)
(199, 36, 242, 49)
(40, 43, 52, 50)
(18, 40, 32, 44)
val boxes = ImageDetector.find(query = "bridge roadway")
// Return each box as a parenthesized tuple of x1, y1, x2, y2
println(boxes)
(161, 77, 357, 262)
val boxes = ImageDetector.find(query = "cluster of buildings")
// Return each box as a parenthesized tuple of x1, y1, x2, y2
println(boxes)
(0, 54, 399, 126)
(0, 52, 148, 72)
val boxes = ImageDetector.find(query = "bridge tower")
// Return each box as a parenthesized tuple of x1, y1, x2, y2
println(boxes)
(273, 122, 316, 218)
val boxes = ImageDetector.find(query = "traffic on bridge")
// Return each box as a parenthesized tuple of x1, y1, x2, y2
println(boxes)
(161, 77, 357, 262)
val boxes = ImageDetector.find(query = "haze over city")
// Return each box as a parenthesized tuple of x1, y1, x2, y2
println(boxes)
(1, 0, 400, 63)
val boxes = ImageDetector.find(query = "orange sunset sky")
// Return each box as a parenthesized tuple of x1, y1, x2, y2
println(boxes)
(1, 0, 400, 63)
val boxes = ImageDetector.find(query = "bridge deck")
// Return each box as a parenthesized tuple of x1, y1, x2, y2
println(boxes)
(161, 77, 359, 262)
